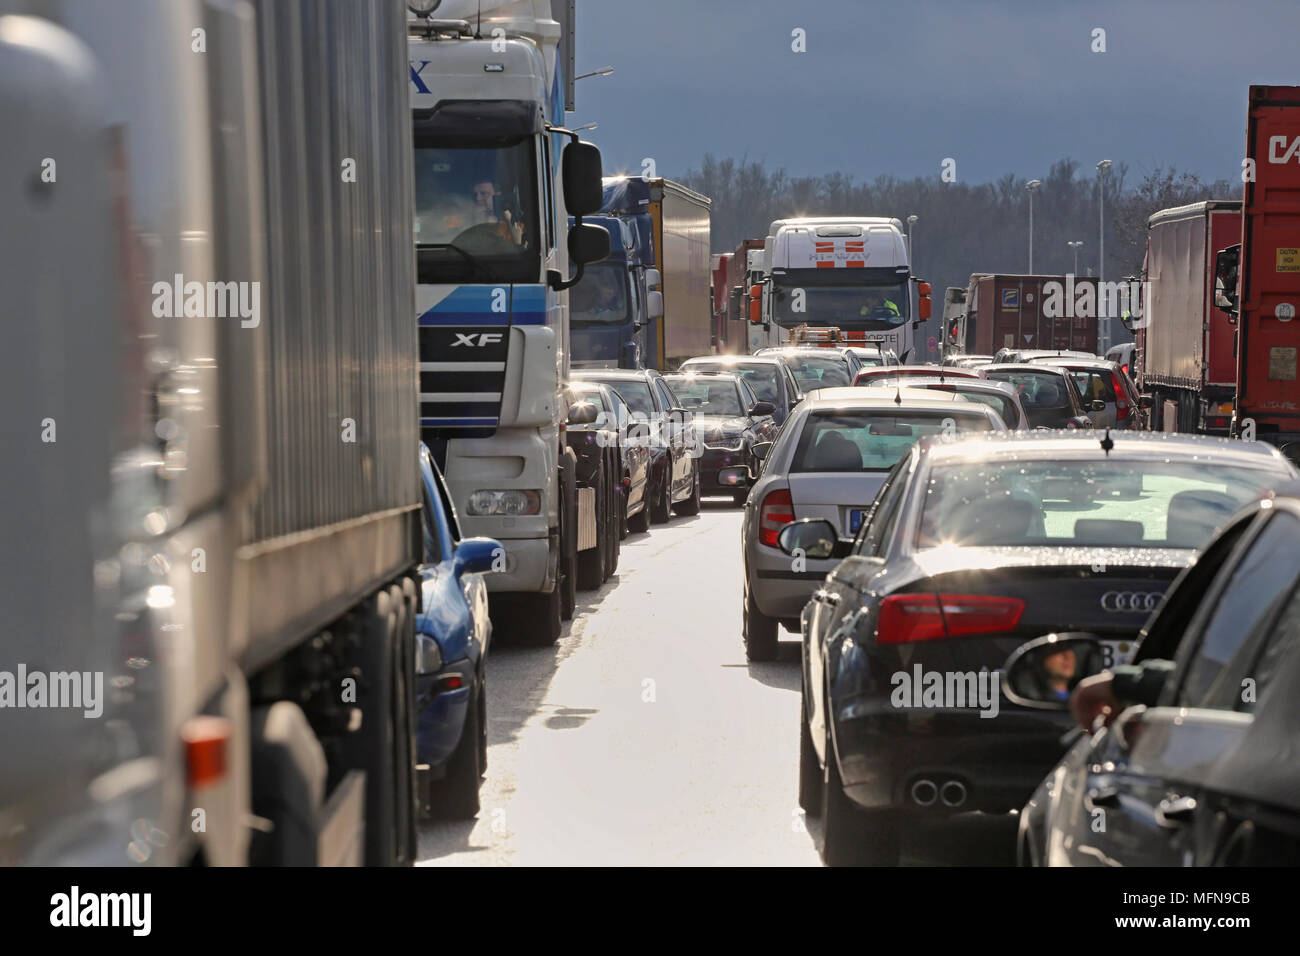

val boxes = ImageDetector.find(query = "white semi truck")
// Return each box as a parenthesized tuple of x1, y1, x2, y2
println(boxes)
(408, 0, 610, 645)
(1, 0, 420, 866)
(747, 217, 931, 359)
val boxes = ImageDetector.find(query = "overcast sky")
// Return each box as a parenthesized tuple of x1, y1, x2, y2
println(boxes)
(573, 0, 1299, 186)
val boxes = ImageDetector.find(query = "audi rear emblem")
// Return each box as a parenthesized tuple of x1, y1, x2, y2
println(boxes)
(1100, 591, 1163, 613)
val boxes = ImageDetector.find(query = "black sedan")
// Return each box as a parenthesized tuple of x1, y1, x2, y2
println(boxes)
(662, 372, 777, 505)
(981, 363, 1096, 429)
(782, 431, 1296, 866)
(567, 380, 651, 537)
(678, 354, 804, 426)
(1009, 485, 1300, 866)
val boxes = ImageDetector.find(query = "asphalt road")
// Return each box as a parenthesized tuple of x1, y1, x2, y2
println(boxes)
(417, 499, 1017, 866)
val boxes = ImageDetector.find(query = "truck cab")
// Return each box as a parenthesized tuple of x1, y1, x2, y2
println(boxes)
(569, 214, 662, 369)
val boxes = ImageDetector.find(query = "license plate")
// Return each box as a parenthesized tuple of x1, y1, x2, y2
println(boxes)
(1098, 639, 1135, 670)
(848, 508, 865, 533)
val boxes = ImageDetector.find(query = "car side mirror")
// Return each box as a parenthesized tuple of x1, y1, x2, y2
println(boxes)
(1138, 394, 1154, 409)
(752, 441, 774, 461)
(1002, 633, 1109, 710)
(568, 401, 598, 425)
(749, 400, 775, 417)
(454, 537, 503, 576)
(777, 518, 850, 560)
(562, 140, 604, 216)
(647, 290, 664, 320)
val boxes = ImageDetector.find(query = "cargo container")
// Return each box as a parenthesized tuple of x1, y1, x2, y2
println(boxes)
(1221, 85, 1300, 457)
(1132, 201, 1241, 434)
(964, 274, 1101, 355)
(602, 177, 712, 369)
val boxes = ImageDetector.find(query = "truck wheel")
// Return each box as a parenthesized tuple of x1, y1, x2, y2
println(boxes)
(432, 679, 482, 820)
(576, 459, 605, 591)
(515, 586, 562, 646)
(743, 583, 779, 662)
(248, 701, 325, 866)
(674, 464, 701, 516)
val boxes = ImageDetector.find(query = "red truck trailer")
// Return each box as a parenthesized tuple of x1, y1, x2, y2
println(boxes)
(963, 274, 1100, 355)
(1221, 85, 1300, 458)
(1134, 201, 1242, 434)
(721, 238, 765, 353)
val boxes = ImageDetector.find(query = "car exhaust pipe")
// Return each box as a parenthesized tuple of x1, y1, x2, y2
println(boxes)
(910, 779, 938, 807)
(940, 780, 967, 808)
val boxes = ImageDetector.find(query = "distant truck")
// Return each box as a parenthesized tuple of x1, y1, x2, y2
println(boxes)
(1216, 85, 1300, 458)
(1128, 201, 1241, 435)
(941, 286, 969, 358)
(748, 217, 931, 359)
(961, 274, 1101, 356)
(570, 214, 662, 369)
(3, 0, 420, 866)
(601, 177, 713, 369)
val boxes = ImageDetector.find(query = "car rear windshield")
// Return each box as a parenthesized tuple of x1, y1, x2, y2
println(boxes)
(686, 362, 779, 402)
(983, 370, 1075, 425)
(664, 376, 742, 416)
(917, 459, 1284, 550)
(916, 386, 1018, 428)
(791, 410, 993, 473)
(591, 378, 654, 416)
(784, 355, 852, 390)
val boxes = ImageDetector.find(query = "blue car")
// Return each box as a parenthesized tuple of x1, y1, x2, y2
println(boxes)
(416, 443, 500, 819)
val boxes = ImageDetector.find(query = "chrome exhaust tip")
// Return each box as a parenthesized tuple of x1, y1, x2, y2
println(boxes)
(940, 780, 967, 808)
(910, 779, 938, 807)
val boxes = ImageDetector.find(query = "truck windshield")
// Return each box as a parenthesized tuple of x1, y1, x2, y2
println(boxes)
(414, 139, 539, 284)
(570, 263, 630, 325)
(772, 281, 910, 330)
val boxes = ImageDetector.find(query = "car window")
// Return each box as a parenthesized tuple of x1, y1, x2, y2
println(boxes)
(791, 409, 993, 473)
(865, 468, 911, 557)
(853, 456, 906, 554)
(421, 479, 443, 564)
(654, 378, 677, 413)
(573, 387, 608, 413)
(916, 459, 1282, 550)
(1175, 512, 1300, 708)
(785, 354, 852, 389)
(432, 461, 461, 543)
(1240, 579, 1300, 713)
(1067, 369, 1116, 403)
(595, 379, 654, 416)
(664, 376, 743, 416)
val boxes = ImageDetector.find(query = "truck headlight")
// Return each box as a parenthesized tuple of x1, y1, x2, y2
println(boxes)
(466, 490, 542, 516)
(416, 634, 443, 675)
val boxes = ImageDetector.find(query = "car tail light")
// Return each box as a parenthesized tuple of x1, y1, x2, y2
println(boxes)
(1111, 373, 1129, 421)
(758, 488, 794, 547)
(877, 594, 1025, 643)
(1066, 419, 1080, 429)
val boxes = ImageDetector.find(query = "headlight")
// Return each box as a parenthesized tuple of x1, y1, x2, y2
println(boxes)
(704, 432, 745, 451)
(466, 490, 542, 516)
(416, 634, 442, 675)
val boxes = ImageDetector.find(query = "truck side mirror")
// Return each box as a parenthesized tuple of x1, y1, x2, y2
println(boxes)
(918, 296, 931, 321)
(562, 141, 604, 217)
(569, 222, 610, 266)
(748, 284, 763, 324)
(645, 268, 662, 290)
(647, 290, 664, 320)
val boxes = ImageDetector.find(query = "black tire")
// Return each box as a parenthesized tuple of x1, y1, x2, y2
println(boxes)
(733, 490, 749, 507)
(743, 582, 779, 662)
(432, 680, 483, 820)
(798, 690, 823, 817)
(674, 463, 701, 516)
(619, 476, 631, 540)
(515, 585, 562, 646)
(627, 489, 651, 533)
(477, 676, 488, 774)
(650, 461, 672, 524)
(820, 742, 901, 866)
(605, 455, 621, 576)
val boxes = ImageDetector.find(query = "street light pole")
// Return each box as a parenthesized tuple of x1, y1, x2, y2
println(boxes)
(1097, 159, 1112, 349)
(575, 66, 614, 81)
(1026, 180, 1041, 273)
(1068, 240, 1083, 275)
(906, 214, 918, 266)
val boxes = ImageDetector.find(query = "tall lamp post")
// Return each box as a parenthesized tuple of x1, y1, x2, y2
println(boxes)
(1067, 240, 1083, 275)
(1026, 179, 1041, 272)
(1096, 159, 1113, 349)
(906, 214, 918, 266)
(575, 66, 614, 81)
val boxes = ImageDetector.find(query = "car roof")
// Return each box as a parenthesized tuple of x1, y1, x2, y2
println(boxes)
(681, 355, 782, 367)
(572, 368, 656, 381)
(664, 370, 742, 382)
(759, 347, 850, 357)
(918, 429, 1295, 467)
(865, 377, 1019, 394)
(982, 362, 1074, 376)
(1031, 357, 1124, 371)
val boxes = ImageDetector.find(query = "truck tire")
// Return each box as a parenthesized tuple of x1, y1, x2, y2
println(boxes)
(674, 464, 701, 516)
(248, 701, 326, 866)
(577, 458, 605, 591)
(431, 677, 482, 820)
(514, 586, 562, 646)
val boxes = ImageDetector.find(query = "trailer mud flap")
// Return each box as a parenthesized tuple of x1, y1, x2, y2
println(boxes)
(577, 486, 598, 552)
(317, 770, 366, 867)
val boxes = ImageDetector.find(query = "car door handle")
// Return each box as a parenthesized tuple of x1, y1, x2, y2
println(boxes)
(1084, 787, 1120, 811)
(813, 589, 841, 606)
(1154, 795, 1197, 828)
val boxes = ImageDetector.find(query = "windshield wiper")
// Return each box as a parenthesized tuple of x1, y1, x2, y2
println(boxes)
(418, 242, 500, 281)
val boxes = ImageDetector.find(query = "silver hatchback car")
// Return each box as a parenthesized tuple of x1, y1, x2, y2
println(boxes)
(739, 387, 1007, 661)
